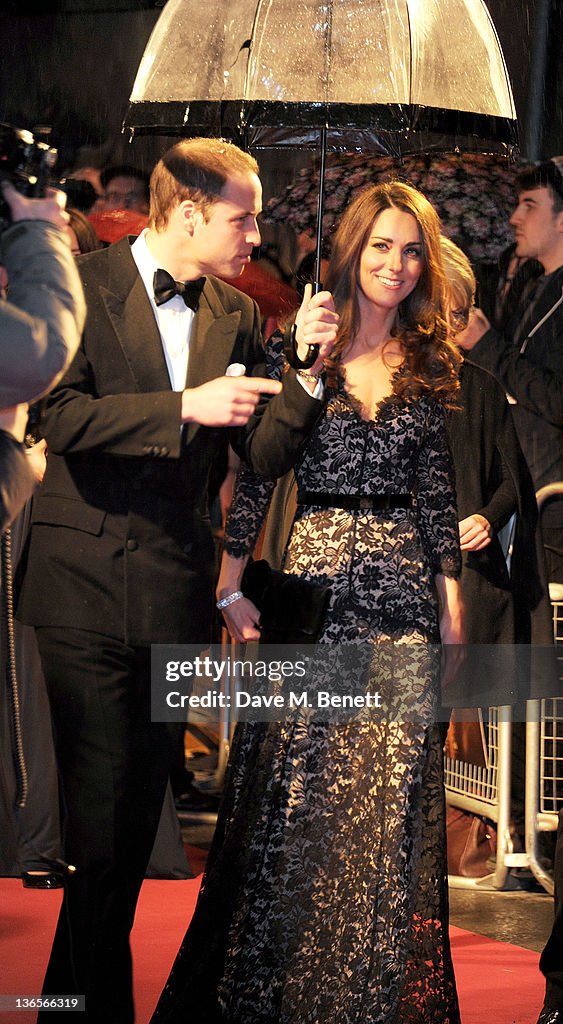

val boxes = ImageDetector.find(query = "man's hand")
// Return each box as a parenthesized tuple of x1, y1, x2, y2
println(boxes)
(458, 513, 492, 551)
(181, 376, 282, 426)
(0, 180, 69, 229)
(0, 404, 29, 443)
(455, 307, 490, 350)
(294, 283, 339, 376)
(26, 437, 48, 484)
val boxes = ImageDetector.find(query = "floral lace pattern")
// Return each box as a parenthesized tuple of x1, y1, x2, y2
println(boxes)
(152, 718, 461, 1024)
(263, 151, 519, 263)
(151, 337, 462, 1024)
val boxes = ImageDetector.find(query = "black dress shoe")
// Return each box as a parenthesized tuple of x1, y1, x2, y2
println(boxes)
(21, 871, 63, 890)
(537, 1008, 563, 1023)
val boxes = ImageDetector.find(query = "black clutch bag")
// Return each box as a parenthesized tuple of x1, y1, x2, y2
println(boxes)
(241, 559, 331, 645)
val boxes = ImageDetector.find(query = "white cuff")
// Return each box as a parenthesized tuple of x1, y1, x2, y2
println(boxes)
(296, 375, 324, 400)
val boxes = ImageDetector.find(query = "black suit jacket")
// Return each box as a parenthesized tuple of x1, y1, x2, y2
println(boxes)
(18, 237, 320, 645)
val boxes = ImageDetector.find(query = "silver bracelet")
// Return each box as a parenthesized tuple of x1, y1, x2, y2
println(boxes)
(296, 370, 321, 385)
(216, 590, 244, 610)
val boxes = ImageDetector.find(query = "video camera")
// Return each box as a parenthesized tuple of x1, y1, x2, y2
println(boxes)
(0, 122, 99, 232)
(0, 123, 59, 230)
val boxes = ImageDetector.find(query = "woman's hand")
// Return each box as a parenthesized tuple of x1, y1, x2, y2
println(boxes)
(293, 283, 339, 376)
(458, 513, 492, 551)
(219, 595, 262, 644)
(216, 552, 261, 643)
(435, 574, 465, 689)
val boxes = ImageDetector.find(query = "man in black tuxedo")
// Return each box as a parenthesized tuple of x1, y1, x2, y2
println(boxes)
(18, 137, 338, 1023)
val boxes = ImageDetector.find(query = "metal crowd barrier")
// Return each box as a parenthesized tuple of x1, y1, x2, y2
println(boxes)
(445, 706, 514, 890)
(523, 485, 563, 894)
(213, 632, 238, 790)
(445, 483, 563, 893)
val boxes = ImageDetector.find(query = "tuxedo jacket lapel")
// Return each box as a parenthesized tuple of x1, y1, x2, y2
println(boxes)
(184, 280, 242, 445)
(100, 238, 171, 394)
(187, 284, 242, 387)
(91, 245, 245, 447)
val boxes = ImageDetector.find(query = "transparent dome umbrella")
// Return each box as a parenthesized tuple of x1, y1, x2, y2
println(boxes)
(124, 0, 517, 357)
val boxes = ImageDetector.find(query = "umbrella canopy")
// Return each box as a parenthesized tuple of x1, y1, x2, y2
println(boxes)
(124, 0, 516, 156)
(262, 151, 521, 263)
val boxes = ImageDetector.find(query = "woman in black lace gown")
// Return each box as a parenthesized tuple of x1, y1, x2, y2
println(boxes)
(151, 182, 464, 1024)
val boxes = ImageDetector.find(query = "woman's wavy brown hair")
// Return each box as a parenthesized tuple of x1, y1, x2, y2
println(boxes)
(323, 180, 461, 406)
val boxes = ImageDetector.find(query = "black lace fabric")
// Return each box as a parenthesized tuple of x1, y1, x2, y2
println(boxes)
(151, 334, 462, 1024)
(222, 334, 284, 560)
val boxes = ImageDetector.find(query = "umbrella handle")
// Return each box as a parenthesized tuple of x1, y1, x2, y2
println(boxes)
(283, 325, 319, 370)
(284, 125, 327, 370)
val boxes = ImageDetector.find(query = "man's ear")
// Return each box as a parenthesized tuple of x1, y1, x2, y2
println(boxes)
(179, 199, 202, 233)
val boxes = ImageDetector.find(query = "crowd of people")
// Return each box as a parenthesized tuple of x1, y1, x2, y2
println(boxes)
(0, 138, 561, 1024)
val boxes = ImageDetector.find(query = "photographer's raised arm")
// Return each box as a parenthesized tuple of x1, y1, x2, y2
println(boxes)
(0, 181, 86, 407)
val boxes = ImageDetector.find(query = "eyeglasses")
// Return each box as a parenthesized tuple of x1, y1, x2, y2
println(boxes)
(104, 190, 145, 208)
(450, 307, 471, 332)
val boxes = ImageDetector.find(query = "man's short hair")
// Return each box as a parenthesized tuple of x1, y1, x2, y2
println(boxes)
(517, 158, 563, 214)
(149, 138, 259, 230)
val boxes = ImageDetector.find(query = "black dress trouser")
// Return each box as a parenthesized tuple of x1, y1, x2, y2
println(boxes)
(35, 627, 181, 1024)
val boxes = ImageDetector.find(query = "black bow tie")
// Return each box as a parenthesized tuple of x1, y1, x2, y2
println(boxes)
(153, 269, 205, 311)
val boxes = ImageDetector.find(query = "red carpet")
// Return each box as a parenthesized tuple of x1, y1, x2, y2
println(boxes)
(450, 925, 544, 1024)
(0, 863, 544, 1024)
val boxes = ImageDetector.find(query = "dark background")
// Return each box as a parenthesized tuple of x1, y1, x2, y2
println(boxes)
(0, 0, 561, 196)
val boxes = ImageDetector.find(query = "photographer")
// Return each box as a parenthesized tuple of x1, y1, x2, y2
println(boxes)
(0, 180, 86, 529)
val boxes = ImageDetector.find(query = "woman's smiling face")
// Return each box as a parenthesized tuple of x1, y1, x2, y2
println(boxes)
(357, 206, 424, 311)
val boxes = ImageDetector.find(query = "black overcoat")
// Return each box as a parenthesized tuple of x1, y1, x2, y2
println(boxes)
(448, 360, 552, 647)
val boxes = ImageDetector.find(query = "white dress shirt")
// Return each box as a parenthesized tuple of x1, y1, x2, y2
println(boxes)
(131, 230, 194, 392)
(131, 231, 323, 401)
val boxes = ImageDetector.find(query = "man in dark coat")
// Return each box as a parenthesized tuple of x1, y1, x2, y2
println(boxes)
(459, 157, 562, 1024)
(444, 358, 554, 708)
(17, 137, 338, 1023)
(458, 158, 563, 586)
